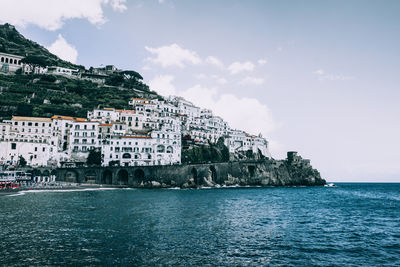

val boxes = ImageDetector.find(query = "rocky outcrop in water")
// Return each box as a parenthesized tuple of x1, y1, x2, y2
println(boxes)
(56, 152, 325, 188)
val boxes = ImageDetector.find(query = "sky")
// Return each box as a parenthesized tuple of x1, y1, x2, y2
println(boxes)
(0, 0, 399, 182)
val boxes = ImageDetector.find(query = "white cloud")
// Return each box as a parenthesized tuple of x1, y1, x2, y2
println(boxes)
(145, 44, 202, 68)
(257, 59, 267, 66)
(239, 76, 265, 86)
(313, 69, 325, 75)
(148, 75, 176, 96)
(227, 61, 255, 75)
(206, 56, 224, 69)
(0, 0, 127, 31)
(195, 73, 207, 79)
(158, 0, 165, 3)
(313, 69, 354, 81)
(180, 84, 276, 136)
(142, 65, 151, 71)
(216, 77, 227, 84)
(110, 0, 127, 12)
(47, 34, 78, 63)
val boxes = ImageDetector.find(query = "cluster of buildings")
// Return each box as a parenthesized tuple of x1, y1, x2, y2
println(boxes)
(0, 51, 130, 85)
(0, 95, 270, 167)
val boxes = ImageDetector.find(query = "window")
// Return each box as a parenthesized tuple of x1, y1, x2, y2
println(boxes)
(11, 143, 16, 150)
(34, 147, 38, 152)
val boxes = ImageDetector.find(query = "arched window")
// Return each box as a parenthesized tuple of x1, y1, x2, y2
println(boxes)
(5, 58, 8, 63)
(166, 146, 173, 153)
(13, 59, 17, 64)
(1, 57, 4, 62)
(122, 153, 131, 159)
(157, 145, 165, 153)
(134, 154, 141, 159)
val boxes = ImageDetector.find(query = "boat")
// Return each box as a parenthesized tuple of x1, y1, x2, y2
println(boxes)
(324, 183, 336, 187)
(0, 171, 32, 189)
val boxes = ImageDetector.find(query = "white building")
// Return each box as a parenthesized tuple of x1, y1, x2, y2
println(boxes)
(0, 116, 56, 166)
(0, 52, 23, 73)
(47, 66, 79, 77)
(68, 121, 100, 161)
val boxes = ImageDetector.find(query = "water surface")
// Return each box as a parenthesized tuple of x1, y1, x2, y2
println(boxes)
(1, 183, 399, 266)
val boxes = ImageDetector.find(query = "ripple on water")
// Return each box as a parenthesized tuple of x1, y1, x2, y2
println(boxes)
(0, 184, 399, 266)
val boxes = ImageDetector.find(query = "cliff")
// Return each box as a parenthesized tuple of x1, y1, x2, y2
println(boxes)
(56, 152, 326, 188)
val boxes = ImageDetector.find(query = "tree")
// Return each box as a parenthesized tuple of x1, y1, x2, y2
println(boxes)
(18, 155, 27, 167)
(121, 70, 143, 80)
(86, 149, 102, 166)
(21, 55, 48, 75)
(105, 74, 124, 86)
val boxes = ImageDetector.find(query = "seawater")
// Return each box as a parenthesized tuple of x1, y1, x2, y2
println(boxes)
(1, 183, 399, 266)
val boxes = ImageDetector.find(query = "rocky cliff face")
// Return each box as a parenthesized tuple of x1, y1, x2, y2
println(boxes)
(189, 158, 326, 188)
(56, 152, 325, 188)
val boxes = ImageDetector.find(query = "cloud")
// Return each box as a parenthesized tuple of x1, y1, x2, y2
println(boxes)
(180, 84, 276, 136)
(158, 0, 165, 3)
(216, 77, 227, 84)
(227, 61, 255, 75)
(312, 69, 325, 75)
(195, 73, 207, 79)
(239, 76, 265, 86)
(257, 59, 267, 66)
(47, 34, 78, 63)
(206, 56, 224, 69)
(0, 0, 127, 31)
(142, 65, 151, 71)
(148, 75, 176, 96)
(313, 69, 354, 81)
(145, 44, 202, 68)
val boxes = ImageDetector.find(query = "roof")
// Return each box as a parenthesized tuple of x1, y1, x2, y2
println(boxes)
(99, 124, 112, 127)
(74, 121, 99, 124)
(103, 108, 115, 111)
(121, 136, 152, 139)
(131, 97, 148, 101)
(51, 115, 86, 122)
(12, 116, 52, 122)
(0, 52, 24, 59)
(117, 109, 136, 114)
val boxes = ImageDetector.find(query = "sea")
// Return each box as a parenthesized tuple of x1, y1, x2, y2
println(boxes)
(1, 183, 399, 266)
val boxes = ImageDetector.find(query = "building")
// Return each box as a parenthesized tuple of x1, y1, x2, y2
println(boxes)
(0, 52, 23, 73)
(0, 92, 270, 167)
(47, 66, 79, 77)
(0, 116, 56, 166)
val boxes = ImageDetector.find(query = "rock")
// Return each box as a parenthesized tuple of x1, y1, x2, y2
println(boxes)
(151, 181, 161, 188)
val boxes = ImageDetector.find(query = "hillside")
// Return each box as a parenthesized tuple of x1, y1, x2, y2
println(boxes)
(0, 23, 160, 120)
(0, 23, 83, 70)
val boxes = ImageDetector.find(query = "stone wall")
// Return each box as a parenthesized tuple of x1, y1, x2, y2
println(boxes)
(55, 155, 326, 188)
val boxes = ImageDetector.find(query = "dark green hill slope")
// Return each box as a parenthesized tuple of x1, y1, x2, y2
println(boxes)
(0, 74, 159, 120)
(0, 23, 82, 70)
(0, 23, 159, 120)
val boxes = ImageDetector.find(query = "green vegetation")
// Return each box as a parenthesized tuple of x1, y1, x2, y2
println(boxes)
(182, 137, 230, 164)
(0, 23, 156, 120)
(0, 23, 83, 70)
(87, 149, 102, 166)
(0, 73, 158, 120)
(18, 155, 27, 167)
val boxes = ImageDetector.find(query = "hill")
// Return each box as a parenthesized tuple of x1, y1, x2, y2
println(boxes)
(0, 23, 83, 70)
(0, 23, 159, 120)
